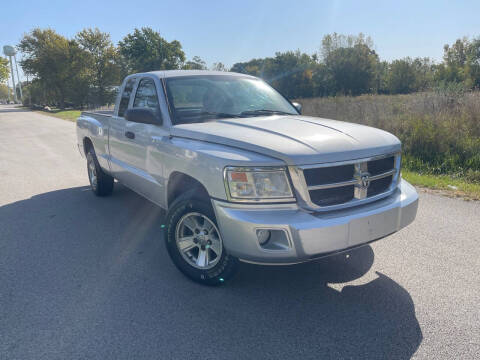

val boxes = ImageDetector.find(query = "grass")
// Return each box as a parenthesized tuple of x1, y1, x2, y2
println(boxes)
(36, 109, 81, 121)
(402, 170, 480, 200)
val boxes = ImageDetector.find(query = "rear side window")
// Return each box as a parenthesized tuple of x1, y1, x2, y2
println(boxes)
(118, 78, 136, 117)
(133, 78, 161, 118)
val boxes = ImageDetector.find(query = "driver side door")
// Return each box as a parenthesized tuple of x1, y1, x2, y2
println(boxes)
(123, 77, 165, 200)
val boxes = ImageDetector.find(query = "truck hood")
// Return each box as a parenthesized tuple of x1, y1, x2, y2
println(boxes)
(170, 115, 401, 165)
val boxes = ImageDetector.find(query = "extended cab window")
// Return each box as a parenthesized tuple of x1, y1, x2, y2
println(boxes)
(133, 78, 161, 118)
(118, 78, 136, 117)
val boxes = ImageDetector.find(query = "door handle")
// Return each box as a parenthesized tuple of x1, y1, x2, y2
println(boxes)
(125, 131, 135, 139)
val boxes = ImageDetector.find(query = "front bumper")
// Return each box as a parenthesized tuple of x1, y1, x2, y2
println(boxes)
(212, 179, 418, 264)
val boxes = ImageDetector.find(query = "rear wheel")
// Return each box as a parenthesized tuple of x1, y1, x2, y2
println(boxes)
(165, 191, 238, 285)
(86, 148, 114, 196)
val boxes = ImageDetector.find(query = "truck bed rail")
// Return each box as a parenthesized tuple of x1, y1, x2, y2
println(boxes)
(81, 110, 114, 117)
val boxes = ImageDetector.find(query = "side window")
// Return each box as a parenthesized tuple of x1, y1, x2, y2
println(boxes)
(133, 78, 161, 118)
(118, 78, 136, 117)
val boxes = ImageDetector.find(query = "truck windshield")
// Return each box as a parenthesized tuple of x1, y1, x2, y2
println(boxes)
(164, 75, 298, 125)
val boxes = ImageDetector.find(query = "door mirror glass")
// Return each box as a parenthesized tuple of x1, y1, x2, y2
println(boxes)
(125, 108, 162, 125)
(292, 102, 302, 114)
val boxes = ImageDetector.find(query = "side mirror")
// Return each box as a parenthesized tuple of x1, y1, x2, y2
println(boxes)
(292, 102, 302, 114)
(125, 108, 162, 125)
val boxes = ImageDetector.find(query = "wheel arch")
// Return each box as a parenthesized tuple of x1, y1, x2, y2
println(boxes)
(83, 137, 94, 156)
(167, 172, 210, 208)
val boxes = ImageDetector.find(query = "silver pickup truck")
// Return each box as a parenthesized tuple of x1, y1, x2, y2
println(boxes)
(77, 70, 418, 285)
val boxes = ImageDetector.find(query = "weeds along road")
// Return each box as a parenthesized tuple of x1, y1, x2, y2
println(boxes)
(1, 105, 479, 360)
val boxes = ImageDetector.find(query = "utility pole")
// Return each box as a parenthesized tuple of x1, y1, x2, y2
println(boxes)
(7, 75, 12, 103)
(14, 54, 22, 100)
(3, 45, 19, 103)
(8, 56, 16, 103)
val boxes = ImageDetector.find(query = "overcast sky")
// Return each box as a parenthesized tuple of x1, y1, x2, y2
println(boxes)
(2, 0, 480, 81)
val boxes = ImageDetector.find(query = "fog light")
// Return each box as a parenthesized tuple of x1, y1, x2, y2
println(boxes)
(256, 229, 271, 245)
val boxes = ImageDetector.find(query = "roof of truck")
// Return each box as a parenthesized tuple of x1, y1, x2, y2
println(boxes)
(146, 70, 256, 79)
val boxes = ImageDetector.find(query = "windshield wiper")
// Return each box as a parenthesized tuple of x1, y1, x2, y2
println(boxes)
(240, 109, 295, 117)
(195, 111, 242, 119)
(176, 111, 242, 123)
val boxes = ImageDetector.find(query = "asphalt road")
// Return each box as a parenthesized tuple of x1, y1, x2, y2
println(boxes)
(1, 105, 479, 360)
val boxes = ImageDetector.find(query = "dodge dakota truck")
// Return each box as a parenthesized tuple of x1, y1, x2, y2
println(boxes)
(76, 70, 418, 285)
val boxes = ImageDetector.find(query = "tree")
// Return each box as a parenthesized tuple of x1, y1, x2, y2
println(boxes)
(464, 38, 480, 89)
(76, 28, 121, 105)
(412, 58, 434, 91)
(435, 38, 469, 85)
(184, 56, 207, 70)
(372, 60, 389, 94)
(231, 58, 266, 77)
(21, 79, 45, 106)
(231, 51, 316, 98)
(320, 33, 379, 95)
(0, 83, 9, 101)
(433, 37, 480, 89)
(18, 28, 90, 107)
(118, 27, 185, 73)
(312, 62, 332, 97)
(386, 58, 417, 94)
(0, 57, 9, 84)
(211, 62, 227, 71)
(267, 51, 316, 98)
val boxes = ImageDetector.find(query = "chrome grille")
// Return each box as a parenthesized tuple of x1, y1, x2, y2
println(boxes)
(292, 153, 401, 211)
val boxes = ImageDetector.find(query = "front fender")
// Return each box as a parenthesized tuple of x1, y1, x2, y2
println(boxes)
(156, 136, 285, 206)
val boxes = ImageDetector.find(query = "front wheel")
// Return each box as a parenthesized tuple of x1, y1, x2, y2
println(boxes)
(165, 192, 238, 285)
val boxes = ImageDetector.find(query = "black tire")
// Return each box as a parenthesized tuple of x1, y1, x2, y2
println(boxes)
(86, 148, 114, 197)
(165, 190, 238, 285)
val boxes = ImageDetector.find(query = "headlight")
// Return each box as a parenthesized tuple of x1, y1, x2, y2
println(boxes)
(224, 167, 295, 202)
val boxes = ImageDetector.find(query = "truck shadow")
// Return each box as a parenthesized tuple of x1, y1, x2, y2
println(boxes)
(1, 185, 422, 359)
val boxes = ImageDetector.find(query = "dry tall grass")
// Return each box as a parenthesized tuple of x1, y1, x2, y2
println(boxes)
(296, 91, 480, 181)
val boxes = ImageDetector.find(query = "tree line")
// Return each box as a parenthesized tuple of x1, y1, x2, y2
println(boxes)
(5, 28, 480, 108)
(232, 33, 480, 98)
